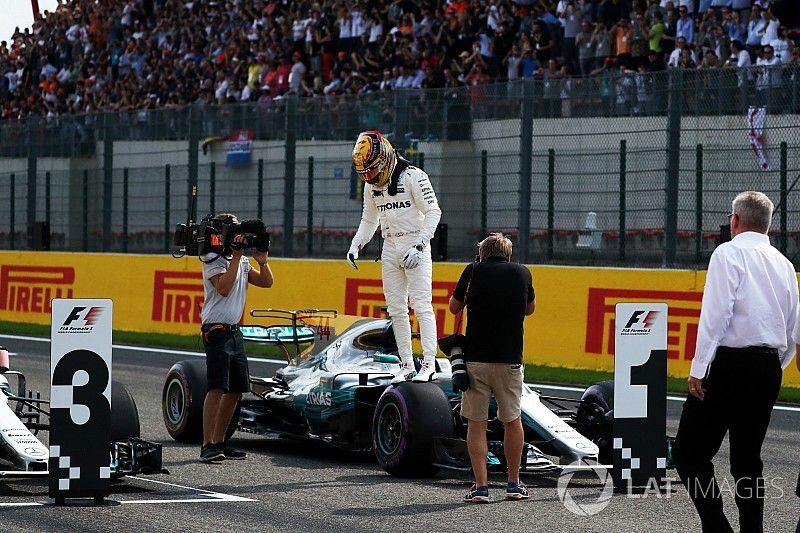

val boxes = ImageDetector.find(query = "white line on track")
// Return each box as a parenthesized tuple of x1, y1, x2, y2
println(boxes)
(0, 477, 257, 507)
(2, 333, 799, 413)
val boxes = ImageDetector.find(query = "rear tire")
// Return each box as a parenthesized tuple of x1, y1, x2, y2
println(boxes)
(162, 360, 207, 443)
(372, 382, 454, 477)
(111, 380, 140, 441)
(580, 380, 615, 464)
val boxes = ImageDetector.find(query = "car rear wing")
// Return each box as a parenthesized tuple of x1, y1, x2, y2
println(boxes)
(245, 308, 340, 364)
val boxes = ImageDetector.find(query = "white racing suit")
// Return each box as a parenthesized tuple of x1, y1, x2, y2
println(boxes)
(350, 163, 442, 366)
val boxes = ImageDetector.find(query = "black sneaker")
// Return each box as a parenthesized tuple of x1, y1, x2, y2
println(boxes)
(199, 443, 224, 463)
(222, 445, 247, 460)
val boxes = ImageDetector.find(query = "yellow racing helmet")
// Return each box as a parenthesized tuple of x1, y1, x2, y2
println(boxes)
(352, 131, 397, 187)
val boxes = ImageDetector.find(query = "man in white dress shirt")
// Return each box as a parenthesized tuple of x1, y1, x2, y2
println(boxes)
(674, 191, 799, 533)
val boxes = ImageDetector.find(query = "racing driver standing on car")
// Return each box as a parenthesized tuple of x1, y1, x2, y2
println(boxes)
(347, 131, 442, 383)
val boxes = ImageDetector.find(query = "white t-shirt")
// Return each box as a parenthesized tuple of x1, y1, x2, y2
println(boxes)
(201, 255, 251, 325)
(289, 61, 306, 92)
(338, 16, 352, 39)
(760, 19, 779, 45)
(770, 38, 790, 63)
(369, 21, 383, 43)
(352, 10, 368, 37)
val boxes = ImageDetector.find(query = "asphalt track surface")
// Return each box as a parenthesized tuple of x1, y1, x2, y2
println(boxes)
(1, 334, 798, 533)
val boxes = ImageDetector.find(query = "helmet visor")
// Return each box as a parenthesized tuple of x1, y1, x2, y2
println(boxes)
(356, 165, 382, 184)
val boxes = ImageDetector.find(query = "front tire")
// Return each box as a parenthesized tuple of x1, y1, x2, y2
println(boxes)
(372, 382, 454, 477)
(111, 380, 140, 441)
(162, 360, 207, 443)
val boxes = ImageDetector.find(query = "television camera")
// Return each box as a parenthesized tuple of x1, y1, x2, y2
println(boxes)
(173, 214, 269, 259)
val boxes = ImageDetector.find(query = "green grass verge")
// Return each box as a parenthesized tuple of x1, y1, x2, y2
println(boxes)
(3, 320, 798, 403)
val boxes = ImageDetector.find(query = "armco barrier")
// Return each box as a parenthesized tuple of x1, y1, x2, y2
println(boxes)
(0, 252, 798, 388)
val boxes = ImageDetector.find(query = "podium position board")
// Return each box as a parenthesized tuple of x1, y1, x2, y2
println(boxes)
(613, 303, 667, 487)
(49, 299, 112, 503)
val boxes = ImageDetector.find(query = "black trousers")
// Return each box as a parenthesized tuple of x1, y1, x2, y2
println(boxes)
(674, 347, 782, 533)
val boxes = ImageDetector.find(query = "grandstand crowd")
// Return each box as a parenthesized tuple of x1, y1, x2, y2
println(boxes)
(0, 0, 798, 119)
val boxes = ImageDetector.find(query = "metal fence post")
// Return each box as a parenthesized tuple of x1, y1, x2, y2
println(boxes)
(188, 104, 200, 216)
(307, 156, 314, 256)
(26, 118, 37, 239)
(83, 170, 89, 252)
(209, 161, 216, 214)
(283, 97, 297, 257)
(619, 140, 626, 262)
(665, 69, 683, 267)
(780, 141, 788, 254)
(123, 168, 129, 253)
(45, 171, 51, 230)
(103, 112, 114, 252)
(518, 79, 534, 263)
(257, 158, 264, 220)
(164, 164, 171, 252)
(695, 144, 703, 263)
(393, 90, 408, 150)
(9, 173, 14, 250)
(547, 149, 555, 262)
(480, 150, 487, 237)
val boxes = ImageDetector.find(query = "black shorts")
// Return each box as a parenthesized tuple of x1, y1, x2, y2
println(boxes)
(202, 329, 250, 393)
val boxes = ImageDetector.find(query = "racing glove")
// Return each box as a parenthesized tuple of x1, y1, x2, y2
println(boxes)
(346, 246, 359, 270)
(401, 242, 425, 270)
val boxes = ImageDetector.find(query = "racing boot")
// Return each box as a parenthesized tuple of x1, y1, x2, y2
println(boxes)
(391, 360, 416, 384)
(412, 358, 437, 382)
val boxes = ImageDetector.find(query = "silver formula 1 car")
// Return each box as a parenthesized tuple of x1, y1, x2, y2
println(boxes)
(162, 309, 635, 476)
(0, 346, 166, 478)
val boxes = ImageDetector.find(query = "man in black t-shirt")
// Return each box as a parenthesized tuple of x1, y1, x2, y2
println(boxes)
(448, 233, 535, 503)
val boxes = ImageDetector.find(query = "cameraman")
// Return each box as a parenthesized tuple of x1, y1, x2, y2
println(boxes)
(448, 233, 535, 503)
(199, 213, 273, 463)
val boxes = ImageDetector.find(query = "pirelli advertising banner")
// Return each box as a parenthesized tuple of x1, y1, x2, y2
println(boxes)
(1, 251, 799, 388)
(613, 303, 667, 487)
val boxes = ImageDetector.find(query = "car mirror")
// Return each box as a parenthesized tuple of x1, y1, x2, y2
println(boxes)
(373, 353, 401, 364)
(0, 346, 8, 373)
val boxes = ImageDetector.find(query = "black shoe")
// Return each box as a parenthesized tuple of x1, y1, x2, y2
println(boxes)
(200, 443, 224, 463)
(222, 445, 247, 460)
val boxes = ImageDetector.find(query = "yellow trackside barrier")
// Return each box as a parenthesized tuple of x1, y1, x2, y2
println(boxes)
(0, 252, 797, 388)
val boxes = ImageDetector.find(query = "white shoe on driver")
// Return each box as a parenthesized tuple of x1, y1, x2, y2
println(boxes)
(391, 362, 416, 384)
(412, 360, 437, 382)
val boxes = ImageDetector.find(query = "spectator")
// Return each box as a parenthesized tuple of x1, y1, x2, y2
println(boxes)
(677, 5, 696, 43)
(746, 5, 766, 58)
(592, 19, 613, 69)
(758, 8, 780, 46)
(612, 18, 634, 69)
(755, 44, 781, 106)
(288, 52, 306, 95)
(631, 13, 651, 68)
(770, 25, 792, 63)
(575, 21, 596, 76)
(531, 19, 554, 62)
(668, 36, 698, 66)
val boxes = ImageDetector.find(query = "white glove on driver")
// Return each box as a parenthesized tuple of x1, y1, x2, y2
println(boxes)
(346, 246, 359, 270)
(402, 243, 425, 270)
